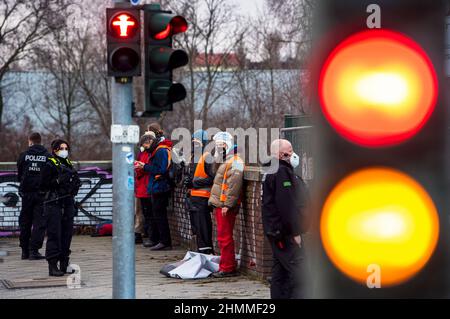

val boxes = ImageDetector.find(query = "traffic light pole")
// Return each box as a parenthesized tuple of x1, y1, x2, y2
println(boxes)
(111, 79, 136, 300)
(111, 0, 136, 300)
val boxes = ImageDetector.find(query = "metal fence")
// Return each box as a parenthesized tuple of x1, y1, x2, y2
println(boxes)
(281, 125, 314, 183)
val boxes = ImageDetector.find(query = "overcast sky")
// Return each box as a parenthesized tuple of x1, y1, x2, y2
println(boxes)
(233, 0, 266, 17)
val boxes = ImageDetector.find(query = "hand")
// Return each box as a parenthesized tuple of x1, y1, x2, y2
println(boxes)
(294, 235, 302, 247)
(222, 207, 229, 216)
(135, 161, 145, 169)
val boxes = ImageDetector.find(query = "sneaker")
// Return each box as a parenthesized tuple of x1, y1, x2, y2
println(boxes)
(212, 271, 239, 278)
(143, 239, 156, 248)
(149, 243, 172, 251)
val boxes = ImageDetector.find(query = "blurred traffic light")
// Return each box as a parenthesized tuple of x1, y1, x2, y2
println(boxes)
(143, 4, 189, 117)
(311, 0, 448, 298)
(107, 8, 141, 78)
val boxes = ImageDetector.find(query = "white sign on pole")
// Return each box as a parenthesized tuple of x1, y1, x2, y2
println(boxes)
(111, 125, 140, 144)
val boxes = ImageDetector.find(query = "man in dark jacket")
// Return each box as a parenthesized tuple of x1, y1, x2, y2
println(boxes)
(17, 132, 50, 260)
(262, 139, 309, 299)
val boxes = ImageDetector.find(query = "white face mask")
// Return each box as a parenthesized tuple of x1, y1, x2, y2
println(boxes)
(57, 150, 69, 159)
(140, 146, 145, 153)
(290, 152, 300, 169)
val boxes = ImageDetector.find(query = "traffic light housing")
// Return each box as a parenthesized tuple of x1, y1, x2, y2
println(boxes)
(310, 0, 448, 298)
(107, 8, 141, 78)
(143, 4, 189, 117)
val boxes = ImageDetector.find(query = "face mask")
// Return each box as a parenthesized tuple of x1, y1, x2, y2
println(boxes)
(57, 150, 69, 159)
(290, 152, 300, 169)
(140, 146, 145, 153)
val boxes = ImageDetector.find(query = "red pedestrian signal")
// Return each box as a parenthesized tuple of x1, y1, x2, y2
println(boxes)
(111, 13, 138, 38)
(106, 8, 141, 78)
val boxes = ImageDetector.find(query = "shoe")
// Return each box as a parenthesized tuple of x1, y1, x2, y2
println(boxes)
(149, 243, 172, 251)
(21, 249, 29, 260)
(143, 239, 156, 247)
(212, 271, 239, 278)
(29, 250, 46, 260)
(48, 259, 64, 277)
(59, 257, 75, 274)
(135, 233, 143, 244)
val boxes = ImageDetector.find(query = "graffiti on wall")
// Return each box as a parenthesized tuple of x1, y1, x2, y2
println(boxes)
(0, 167, 113, 230)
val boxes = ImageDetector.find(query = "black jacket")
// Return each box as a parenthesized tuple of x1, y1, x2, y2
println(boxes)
(40, 156, 81, 197)
(17, 145, 51, 193)
(262, 159, 309, 237)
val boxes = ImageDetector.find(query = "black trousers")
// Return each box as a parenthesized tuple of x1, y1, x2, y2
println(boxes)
(19, 192, 46, 251)
(269, 238, 307, 299)
(140, 197, 152, 239)
(150, 191, 171, 246)
(189, 196, 213, 253)
(44, 197, 76, 261)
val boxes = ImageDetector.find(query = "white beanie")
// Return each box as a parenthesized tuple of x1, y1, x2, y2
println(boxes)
(213, 131, 233, 152)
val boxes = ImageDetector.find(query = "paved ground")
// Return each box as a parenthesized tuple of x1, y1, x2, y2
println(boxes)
(0, 236, 269, 299)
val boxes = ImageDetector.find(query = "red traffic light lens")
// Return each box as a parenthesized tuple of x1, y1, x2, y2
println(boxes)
(319, 29, 438, 147)
(111, 13, 138, 38)
(153, 16, 188, 40)
(154, 24, 171, 40)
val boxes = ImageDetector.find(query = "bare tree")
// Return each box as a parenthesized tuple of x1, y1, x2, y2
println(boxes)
(29, 25, 92, 147)
(0, 0, 72, 126)
(266, 0, 316, 66)
(154, 0, 245, 132)
(75, 2, 111, 139)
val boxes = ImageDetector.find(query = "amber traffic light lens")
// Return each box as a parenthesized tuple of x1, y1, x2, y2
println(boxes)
(320, 168, 439, 287)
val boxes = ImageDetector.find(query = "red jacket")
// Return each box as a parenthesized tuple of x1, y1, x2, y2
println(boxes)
(135, 151, 151, 198)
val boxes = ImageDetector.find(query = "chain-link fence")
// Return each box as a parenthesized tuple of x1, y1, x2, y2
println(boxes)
(282, 115, 314, 183)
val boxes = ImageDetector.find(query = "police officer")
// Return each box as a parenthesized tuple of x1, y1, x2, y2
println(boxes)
(40, 139, 81, 276)
(17, 132, 50, 260)
(262, 139, 310, 299)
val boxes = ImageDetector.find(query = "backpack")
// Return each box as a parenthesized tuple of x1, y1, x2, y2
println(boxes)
(150, 146, 186, 188)
(168, 148, 186, 188)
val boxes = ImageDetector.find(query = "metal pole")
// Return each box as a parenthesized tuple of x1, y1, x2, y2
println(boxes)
(111, 79, 135, 299)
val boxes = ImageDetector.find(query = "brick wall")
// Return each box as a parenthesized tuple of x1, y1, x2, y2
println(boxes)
(168, 167, 273, 280)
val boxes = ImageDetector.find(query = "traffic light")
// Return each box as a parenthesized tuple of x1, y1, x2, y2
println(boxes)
(107, 8, 141, 78)
(310, 0, 448, 298)
(143, 4, 189, 117)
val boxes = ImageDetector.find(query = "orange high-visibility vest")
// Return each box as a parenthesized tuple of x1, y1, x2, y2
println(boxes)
(191, 152, 212, 198)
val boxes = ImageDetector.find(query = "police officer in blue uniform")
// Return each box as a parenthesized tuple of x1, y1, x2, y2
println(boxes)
(17, 132, 50, 260)
(40, 139, 81, 276)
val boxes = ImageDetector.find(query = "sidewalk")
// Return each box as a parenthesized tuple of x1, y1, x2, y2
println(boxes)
(0, 236, 269, 299)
